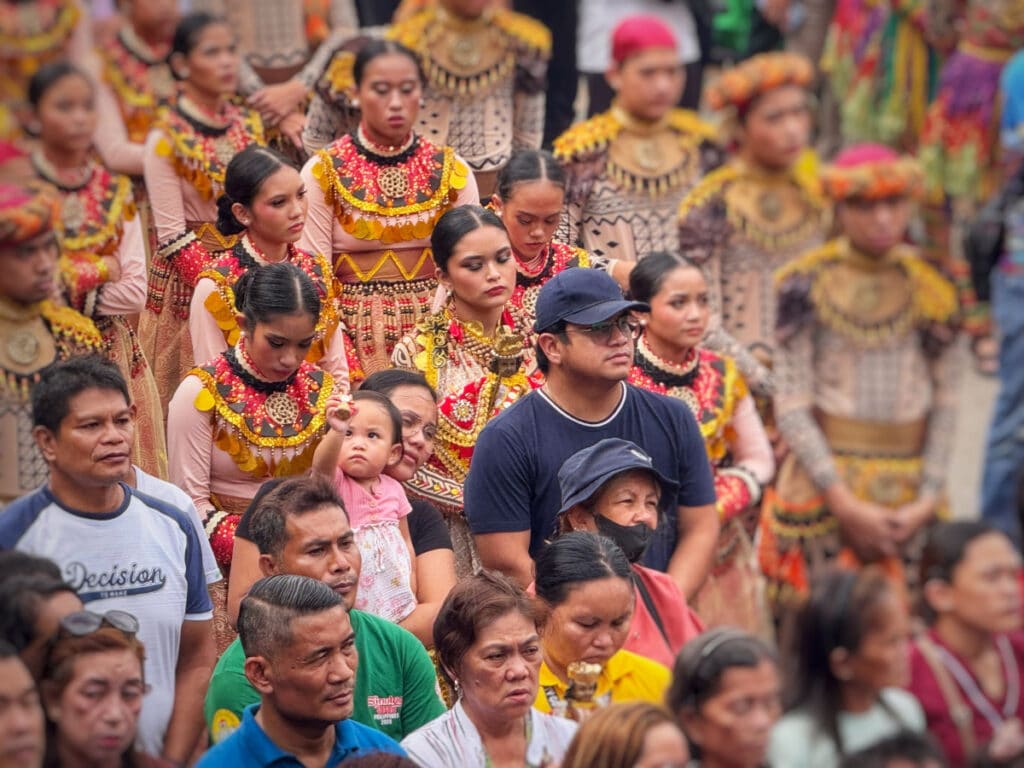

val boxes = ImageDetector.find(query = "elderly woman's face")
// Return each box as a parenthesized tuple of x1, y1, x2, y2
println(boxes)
(456, 610, 541, 721)
(383, 384, 437, 482)
(541, 576, 634, 674)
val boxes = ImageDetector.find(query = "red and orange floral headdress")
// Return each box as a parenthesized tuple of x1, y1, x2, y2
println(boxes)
(706, 52, 814, 114)
(820, 143, 924, 201)
(0, 181, 59, 246)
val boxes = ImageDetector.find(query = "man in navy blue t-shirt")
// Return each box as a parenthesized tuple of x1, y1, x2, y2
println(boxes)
(465, 268, 718, 597)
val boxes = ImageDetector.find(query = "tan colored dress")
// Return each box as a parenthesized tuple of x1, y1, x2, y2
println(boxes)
(761, 238, 962, 609)
(0, 298, 103, 506)
(554, 106, 723, 272)
(678, 158, 830, 399)
(303, 7, 550, 195)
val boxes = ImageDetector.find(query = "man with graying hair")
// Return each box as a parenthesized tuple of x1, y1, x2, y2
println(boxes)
(198, 574, 406, 767)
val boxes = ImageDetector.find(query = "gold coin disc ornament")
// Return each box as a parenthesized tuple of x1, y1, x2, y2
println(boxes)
(6, 329, 41, 366)
(264, 391, 299, 426)
(378, 166, 410, 198)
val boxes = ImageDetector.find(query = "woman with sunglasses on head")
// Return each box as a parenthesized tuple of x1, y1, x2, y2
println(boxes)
(392, 205, 541, 576)
(40, 610, 169, 768)
(189, 144, 349, 387)
(628, 251, 774, 637)
(139, 11, 264, 413)
(299, 39, 479, 383)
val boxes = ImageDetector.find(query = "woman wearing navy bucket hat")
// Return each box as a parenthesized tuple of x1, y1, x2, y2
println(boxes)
(553, 437, 704, 669)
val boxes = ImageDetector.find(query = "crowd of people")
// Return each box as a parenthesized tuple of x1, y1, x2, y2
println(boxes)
(1, 0, 1023, 766)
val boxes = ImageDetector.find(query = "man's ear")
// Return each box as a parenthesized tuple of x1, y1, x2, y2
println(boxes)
(33, 425, 58, 463)
(244, 655, 275, 695)
(258, 554, 278, 577)
(537, 332, 564, 367)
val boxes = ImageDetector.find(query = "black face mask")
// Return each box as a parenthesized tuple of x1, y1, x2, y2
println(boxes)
(594, 514, 652, 563)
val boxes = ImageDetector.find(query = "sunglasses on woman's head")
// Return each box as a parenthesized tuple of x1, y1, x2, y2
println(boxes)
(59, 609, 140, 638)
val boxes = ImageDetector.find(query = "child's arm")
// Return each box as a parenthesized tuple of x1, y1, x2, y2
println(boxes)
(398, 515, 418, 596)
(311, 393, 354, 478)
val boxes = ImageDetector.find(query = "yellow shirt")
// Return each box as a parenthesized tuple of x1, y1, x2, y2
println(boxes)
(534, 650, 671, 713)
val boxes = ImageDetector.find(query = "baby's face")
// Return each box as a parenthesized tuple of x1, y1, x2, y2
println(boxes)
(339, 402, 400, 480)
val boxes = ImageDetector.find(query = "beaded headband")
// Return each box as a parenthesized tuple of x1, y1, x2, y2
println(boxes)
(706, 52, 814, 112)
(0, 181, 59, 246)
(821, 144, 924, 201)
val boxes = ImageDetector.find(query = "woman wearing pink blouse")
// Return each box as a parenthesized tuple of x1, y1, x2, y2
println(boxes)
(139, 11, 264, 412)
(189, 144, 350, 388)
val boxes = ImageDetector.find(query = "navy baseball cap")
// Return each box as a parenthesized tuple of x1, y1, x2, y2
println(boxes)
(557, 438, 679, 516)
(533, 268, 649, 333)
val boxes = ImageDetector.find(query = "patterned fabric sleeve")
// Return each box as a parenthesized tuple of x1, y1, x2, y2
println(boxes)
(302, 92, 346, 154)
(774, 319, 841, 490)
(920, 337, 964, 496)
(681, 200, 775, 395)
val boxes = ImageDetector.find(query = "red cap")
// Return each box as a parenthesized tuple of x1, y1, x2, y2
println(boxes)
(611, 15, 677, 64)
(830, 143, 900, 169)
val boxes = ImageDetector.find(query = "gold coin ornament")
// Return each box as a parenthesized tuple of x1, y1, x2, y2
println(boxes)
(264, 391, 299, 427)
(450, 35, 482, 68)
(6, 329, 41, 366)
(757, 190, 783, 222)
(633, 139, 662, 173)
(378, 166, 410, 198)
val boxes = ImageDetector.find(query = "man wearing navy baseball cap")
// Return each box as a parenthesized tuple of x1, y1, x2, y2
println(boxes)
(464, 268, 718, 598)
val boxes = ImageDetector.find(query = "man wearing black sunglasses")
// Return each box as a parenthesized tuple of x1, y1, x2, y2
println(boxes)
(464, 267, 718, 599)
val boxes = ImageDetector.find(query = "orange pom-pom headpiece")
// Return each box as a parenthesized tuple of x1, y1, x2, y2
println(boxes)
(706, 52, 814, 113)
(820, 144, 924, 201)
(0, 181, 59, 246)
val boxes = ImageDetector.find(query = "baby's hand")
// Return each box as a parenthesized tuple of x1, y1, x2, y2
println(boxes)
(326, 393, 354, 433)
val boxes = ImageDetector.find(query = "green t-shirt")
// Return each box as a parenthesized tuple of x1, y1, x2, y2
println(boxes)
(205, 609, 445, 744)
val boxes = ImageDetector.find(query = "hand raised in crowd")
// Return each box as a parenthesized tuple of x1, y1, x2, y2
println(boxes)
(325, 392, 355, 433)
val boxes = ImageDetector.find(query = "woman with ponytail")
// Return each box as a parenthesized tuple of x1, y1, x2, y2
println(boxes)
(167, 261, 336, 649)
(190, 144, 350, 388)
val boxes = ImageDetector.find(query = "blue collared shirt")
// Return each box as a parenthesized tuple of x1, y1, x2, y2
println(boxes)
(197, 704, 406, 766)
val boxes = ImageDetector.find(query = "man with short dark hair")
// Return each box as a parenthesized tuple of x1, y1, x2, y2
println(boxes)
(0, 356, 215, 762)
(0, 641, 44, 768)
(205, 476, 444, 744)
(198, 574, 405, 767)
(465, 268, 718, 597)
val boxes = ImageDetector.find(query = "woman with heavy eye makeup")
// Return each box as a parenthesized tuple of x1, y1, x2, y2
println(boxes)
(628, 251, 774, 637)
(299, 39, 479, 382)
(391, 205, 541, 577)
(190, 143, 349, 388)
(402, 571, 578, 767)
(168, 262, 336, 651)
